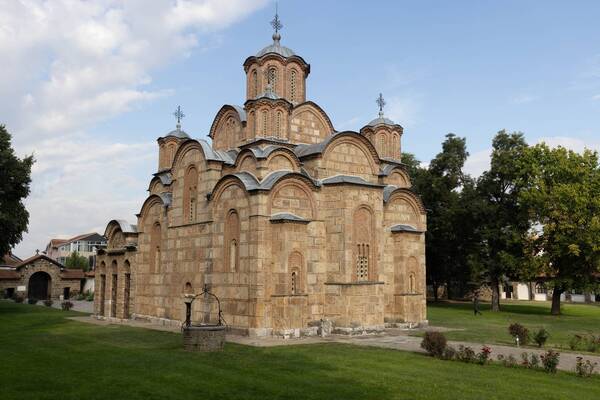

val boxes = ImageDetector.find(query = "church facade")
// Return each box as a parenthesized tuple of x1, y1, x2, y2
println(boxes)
(94, 25, 427, 337)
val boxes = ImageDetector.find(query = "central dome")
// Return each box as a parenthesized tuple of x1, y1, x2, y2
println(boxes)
(256, 33, 296, 58)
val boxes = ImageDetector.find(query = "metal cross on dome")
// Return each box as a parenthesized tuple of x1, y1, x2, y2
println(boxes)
(173, 105, 185, 128)
(270, 3, 283, 34)
(376, 93, 386, 117)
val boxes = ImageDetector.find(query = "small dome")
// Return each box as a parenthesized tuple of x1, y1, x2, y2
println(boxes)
(256, 42, 296, 58)
(367, 116, 397, 127)
(256, 33, 296, 58)
(165, 127, 189, 139)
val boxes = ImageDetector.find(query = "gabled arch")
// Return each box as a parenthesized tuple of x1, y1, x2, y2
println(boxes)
(268, 177, 317, 220)
(384, 187, 426, 214)
(209, 174, 254, 205)
(208, 105, 246, 139)
(148, 177, 165, 195)
(171, 140, 209, 172)
(321, 132, 381, 177)
(382, 165, 412, 188)
(292, 101, 335, 132)
(138, 194, 166, 225)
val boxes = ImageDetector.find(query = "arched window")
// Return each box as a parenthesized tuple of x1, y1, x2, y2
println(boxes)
(184, 282, 193, 294)
(288, 251, 303, 294)
(290, 69, 297, 102)
(267, 67, 277, 94)
(353, 207, 373, 281)
(393, 133, 399, 158)
(251, 69, 258, 98)
(409, 273, 416, 293)
(248, 111, 255, 136)
(183, 166, 198, 223)
(225, 210, 240, 272)
(262, 110, 268, 135)
(379, 134, 386, 158)
(149, 222, 161, 273)
(275, 111, 282, 138)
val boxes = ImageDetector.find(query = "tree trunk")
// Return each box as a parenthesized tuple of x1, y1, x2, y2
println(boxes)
(551, 286, 562, 315)
(491, 278, 501, 312)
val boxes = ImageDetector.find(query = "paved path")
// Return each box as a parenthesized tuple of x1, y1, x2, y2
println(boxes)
(69, 316, 599, 374)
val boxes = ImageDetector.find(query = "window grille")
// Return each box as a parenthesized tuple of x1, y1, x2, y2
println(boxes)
(291, 271, 297, 294)
(262, 111, 268, 135)
(356, 244, 369, 281)
(290, 70, 297, 101)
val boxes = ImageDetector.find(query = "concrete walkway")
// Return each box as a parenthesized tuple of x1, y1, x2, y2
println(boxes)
(69, 316, 600, 374)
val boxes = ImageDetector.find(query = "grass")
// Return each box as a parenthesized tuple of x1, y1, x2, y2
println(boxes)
(1, 300, 599, 400)
(426, 300, 600, 349)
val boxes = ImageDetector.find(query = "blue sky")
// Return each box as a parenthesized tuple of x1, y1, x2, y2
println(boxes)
(2, 0, 600, 257)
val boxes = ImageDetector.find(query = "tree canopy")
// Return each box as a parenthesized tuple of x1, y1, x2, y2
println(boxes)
(0, 125, 34, 256)
(64, 251, 90, 271)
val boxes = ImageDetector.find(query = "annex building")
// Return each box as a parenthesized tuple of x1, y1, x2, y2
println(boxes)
(94, 19, 427, 337)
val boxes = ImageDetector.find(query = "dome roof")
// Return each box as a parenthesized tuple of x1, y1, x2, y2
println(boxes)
(164, 127, 189, 139)
(256, 33, 296, 58)
(366, 116, 398, 127)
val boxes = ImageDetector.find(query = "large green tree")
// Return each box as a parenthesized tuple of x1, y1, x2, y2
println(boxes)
(471, 131, 530, 311)
(412, 134, 473, 300)
(0, 125, 34, 256)
(521, 144, 600, 315)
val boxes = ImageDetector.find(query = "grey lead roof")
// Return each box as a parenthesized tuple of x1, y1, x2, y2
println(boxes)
(164, 127, 190, 139)
(231, 105, 247, 122)
(383, 185, 399, 203)
(366, 116, 399, 127)
(112, 219, 138, 233)
(270, 213, 310, 223)
(256, 38, 296, 58)
(154, 171, 172, 185)
(390, 224, 422, 233)
(320, 175, 384, 188)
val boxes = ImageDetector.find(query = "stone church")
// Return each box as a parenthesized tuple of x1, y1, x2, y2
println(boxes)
(95, 18, 427, 337)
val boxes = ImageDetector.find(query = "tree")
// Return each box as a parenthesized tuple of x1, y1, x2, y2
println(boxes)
(521, 144, 600, 315)
(0, 125, 34, 256)
(412, 134, 473, 300)
(65, 251, 89, 271)
(472, 131, 530, 311)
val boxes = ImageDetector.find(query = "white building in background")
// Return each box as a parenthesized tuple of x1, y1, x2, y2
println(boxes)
(500, 281, 597, 303)
(44, 233, 107, 269)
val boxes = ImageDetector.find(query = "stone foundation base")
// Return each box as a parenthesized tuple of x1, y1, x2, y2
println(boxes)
(385, 320, 429, 329)
(332, 324, 385, 335)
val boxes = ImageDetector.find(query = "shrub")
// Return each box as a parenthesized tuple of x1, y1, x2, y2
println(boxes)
(477, 346, 492, 365)
(456, 345, 476, 363)
(441, 345, 456, 360)
(540, 349, 560, 373)
(85, 291, 94, 301)
(14, 295, 24, 303)
(533, 328, 549, 348)
(575, 357, 597, 378)
(529, 353, 540, 369)
(508, 323, 529, 346)
(76, 292, 86, 300)
(43, 299, 53, 307)
(27, 297, 38, 305)
(569, 335, 582, 350)
(584, 335, 600, 353)
(421, 331, 447, 358)
(497, 354, 517, 367)
(61, 301, 74, 311)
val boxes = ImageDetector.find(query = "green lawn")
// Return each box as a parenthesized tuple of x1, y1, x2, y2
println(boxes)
(1, 301, 598, 400)
(426, 300, 600, 349)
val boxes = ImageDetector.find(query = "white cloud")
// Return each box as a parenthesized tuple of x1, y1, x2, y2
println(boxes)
(1, 0, 269, 258)
(536, 136, 600, 153)
(463, 136, 600, 179)
(463, 148, 492, 178)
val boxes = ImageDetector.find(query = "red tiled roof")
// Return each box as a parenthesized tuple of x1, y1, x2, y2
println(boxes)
(0, 269, 20, 280)
(1, 253, 22, 267)
(61, 269, 85, 279)
(16, 254, 64, 269)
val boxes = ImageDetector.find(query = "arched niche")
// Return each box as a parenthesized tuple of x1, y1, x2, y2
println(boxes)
(268, 178, 316, 220)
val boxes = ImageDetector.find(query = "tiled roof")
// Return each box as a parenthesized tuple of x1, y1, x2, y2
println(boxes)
(0, 269, 20, 280)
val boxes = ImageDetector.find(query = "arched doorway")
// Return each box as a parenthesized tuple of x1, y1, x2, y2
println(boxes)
(29, 272, 51, 300)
